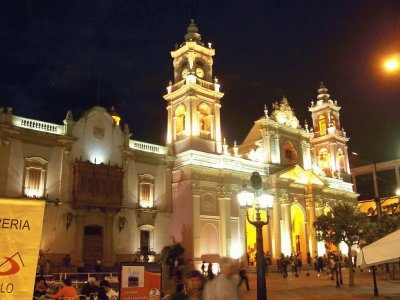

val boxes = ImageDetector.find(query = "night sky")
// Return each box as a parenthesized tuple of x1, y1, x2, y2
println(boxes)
(1, 1, 400, 162)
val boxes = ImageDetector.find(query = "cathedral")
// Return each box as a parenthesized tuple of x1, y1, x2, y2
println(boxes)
(0, 20, 357, 269)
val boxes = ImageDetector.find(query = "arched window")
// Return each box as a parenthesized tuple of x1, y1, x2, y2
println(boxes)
(336, 148, 345, 170)
(318, 148, 330, 170)
(175, 105, 186, 136)
(138, 174, 155, 208)
(198, 103, 212, 138)
(318, 115, 327, 134)
(330, 115, 337, 128)
(24, 157, 48, 198)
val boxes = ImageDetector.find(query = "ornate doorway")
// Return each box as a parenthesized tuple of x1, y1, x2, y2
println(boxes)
(83, 225, 103, 268)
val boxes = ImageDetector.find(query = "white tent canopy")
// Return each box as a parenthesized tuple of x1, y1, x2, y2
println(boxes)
(357, 229, 400, 268)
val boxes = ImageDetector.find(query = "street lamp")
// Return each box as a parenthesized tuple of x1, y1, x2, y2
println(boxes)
(237, 172, 274, 300)
(384, 56, 400, 72)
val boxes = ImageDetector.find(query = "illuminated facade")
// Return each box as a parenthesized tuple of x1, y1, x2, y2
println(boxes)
(0, 20, 357, 268)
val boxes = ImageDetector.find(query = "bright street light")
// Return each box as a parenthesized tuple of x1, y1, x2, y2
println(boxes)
(384, 54, 400, 73)
(237, 172, 273, 300)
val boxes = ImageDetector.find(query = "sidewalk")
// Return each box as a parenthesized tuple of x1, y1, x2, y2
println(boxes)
(239, 268, 400, 299)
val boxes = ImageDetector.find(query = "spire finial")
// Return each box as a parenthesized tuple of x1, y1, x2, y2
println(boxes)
(264, 104, 269, 119)
(184, 19, 202, 42)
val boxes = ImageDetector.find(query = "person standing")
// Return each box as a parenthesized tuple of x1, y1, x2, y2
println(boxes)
(238, 262, 250, 291)
(201, 262, 206, 276)
(202, 257, 240, 300)
(306, 251, 311, 266)
(207, 262, 214, 280)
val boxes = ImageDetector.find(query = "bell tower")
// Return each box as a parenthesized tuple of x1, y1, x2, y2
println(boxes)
(309, 82, 351, 181)
(164, 20, 224, 154)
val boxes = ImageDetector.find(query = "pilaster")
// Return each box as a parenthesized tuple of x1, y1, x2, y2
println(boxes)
(192, 183, 201, 260)
(104, 211, 116, 266)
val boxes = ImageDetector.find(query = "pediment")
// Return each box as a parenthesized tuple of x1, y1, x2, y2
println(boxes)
(275, 165, 324, 186)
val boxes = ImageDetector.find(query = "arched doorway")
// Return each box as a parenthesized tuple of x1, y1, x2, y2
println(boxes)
(291, 204, 306, 256)
(83, 225, 103, 268)
(245, 207, 269, 266)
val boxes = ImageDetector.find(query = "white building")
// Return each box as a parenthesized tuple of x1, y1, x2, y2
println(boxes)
(0, 20, 357, 269)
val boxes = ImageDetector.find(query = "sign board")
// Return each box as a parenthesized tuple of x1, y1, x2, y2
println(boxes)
(0, 198, 46, 299)
(119, 262, 162, 300)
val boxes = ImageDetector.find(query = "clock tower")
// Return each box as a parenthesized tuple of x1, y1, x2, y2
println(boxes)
(164, 20, 224, 154)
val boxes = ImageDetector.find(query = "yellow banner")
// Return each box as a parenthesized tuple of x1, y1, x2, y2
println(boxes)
(0, 199, 45, 299)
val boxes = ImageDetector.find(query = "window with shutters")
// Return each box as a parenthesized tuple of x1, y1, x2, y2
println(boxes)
(24, 157, 48, 198)
(139, 174, 155, 208)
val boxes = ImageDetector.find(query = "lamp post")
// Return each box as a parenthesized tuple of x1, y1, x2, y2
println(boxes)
(237, 172, 274, 300)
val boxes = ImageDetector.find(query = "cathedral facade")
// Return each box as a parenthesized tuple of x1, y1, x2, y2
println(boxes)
(0, 21, 356, 268)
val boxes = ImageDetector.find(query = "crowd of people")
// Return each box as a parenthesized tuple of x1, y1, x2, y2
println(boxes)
(34, 251, 347, 299)
(33, 277, 118, 299)
(168, 257, 250, 300)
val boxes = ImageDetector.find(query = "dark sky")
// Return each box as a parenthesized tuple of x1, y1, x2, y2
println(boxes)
(1, 0, 400, 162)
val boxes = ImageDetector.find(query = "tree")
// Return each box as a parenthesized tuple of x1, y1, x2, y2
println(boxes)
(314, 202, 369, 286)
(363, 214, 400, 245)
(160, 243, 185, 277)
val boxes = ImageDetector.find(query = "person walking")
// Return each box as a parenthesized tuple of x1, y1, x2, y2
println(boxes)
(203, 257, 240, 300)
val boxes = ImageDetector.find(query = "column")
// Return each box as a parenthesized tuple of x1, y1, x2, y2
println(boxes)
(104, 211, 115, 266)
(272, 196, 281, 259)
(239, 206, 247, 260)
(218, 197, 231, 256)
(281, 201, 292, 255)
(306, 184, 317, 256)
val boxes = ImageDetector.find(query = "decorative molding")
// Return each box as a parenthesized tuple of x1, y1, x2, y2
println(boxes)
(217, 186, 232, 198)
(192, 183, 201, 196)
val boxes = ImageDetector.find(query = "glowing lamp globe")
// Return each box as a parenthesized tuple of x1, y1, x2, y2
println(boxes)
(258, 191, 274, 209)
(237, 185, 254, 208)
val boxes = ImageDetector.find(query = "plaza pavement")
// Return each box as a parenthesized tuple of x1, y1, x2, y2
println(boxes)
(238, 268, 400, 300)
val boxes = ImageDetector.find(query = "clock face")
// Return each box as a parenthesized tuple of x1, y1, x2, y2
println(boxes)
(181, 68, 188, 79)
(196, 67, 205, 78)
